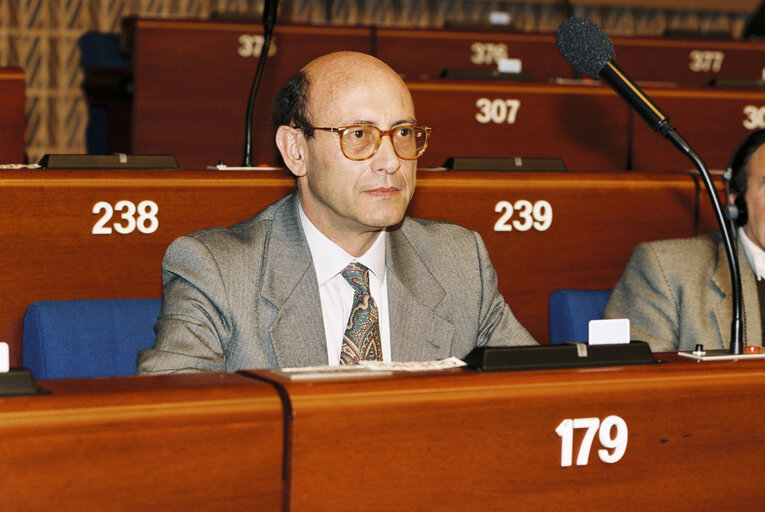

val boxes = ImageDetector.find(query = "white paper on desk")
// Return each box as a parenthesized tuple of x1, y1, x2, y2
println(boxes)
(359, 357, 466, 371)
(273, 357, 466, 380)
(272, 365, 388, 381)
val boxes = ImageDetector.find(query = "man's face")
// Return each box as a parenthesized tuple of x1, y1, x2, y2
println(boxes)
(295, 57, 418, 250)
(742, 145, 765, 250)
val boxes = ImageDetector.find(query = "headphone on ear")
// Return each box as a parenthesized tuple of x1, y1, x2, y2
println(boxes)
(723, 130, 765, 227)
(723, 164, 748, 227)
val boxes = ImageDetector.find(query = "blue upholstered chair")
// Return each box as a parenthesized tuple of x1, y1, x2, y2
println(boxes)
(23, 299, 161, 379)
(549, 289, 612, 344)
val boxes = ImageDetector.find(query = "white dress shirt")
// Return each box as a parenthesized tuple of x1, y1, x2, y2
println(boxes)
(739, 227, 765, 281)
(299, 204, 391, 365)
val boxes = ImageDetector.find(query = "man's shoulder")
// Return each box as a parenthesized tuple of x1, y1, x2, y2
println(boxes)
(400, 216, 475, 240)
(395, 216, 483, 269)
(184, 194, 294, 247)
(637, 231, 720, 257)
(630, 231, 722, 280)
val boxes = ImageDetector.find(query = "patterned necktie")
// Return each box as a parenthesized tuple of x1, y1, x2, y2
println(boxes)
(339, 263, 382, 365)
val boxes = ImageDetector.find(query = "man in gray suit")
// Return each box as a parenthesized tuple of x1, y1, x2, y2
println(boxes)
(604, 129, 765, 352)
(137, 51, 536, 373)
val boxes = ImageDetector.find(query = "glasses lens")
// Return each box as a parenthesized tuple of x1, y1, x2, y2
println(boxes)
(340, 126, 379, 160)
(392, 125, 428, 159)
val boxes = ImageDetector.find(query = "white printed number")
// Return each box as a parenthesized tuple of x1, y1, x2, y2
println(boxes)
(493, 200, 552, 232)
(475, 98, 521, 124)
(470, 42, 508, 65)
(743, 105, 765, 130)
(688, 50, 724, 73)
(92, 200, 159, 235)
(237, 34, 277, 58)
(556, 416, 628, 467)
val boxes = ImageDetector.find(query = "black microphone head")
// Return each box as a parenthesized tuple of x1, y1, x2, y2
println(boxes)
(556, 17, 615, 78)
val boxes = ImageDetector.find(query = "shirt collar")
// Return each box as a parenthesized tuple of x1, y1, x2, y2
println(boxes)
(739, 226, 765, 281)
(299, 202, 386, 286)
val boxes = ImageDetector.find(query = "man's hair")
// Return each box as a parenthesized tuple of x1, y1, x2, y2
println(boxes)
(271, 70, 314, 138)
(728, 128, 765, 197)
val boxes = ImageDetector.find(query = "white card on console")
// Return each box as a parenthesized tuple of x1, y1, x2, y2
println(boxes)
(588, 319, 630, 345)
(0, 342, 9, 373)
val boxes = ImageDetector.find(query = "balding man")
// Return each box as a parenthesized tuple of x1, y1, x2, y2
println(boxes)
(137, 52, 536, 374)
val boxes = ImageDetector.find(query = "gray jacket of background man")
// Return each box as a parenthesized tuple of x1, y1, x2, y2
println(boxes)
(137, 192, 536, 373)
(603, 231, 760, 352)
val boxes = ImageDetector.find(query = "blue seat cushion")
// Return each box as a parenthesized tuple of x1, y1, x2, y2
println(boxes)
(549, 289, 612, 344)
(23, 299, 161, 379)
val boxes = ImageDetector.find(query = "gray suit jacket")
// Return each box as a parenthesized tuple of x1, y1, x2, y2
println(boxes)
(137, 192, 536, 373)
(603, 231, 760, 352)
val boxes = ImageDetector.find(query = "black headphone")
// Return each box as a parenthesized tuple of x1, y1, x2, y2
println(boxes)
(724, 129, 765, 227)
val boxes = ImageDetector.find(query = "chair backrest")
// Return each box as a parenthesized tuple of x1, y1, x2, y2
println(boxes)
(549, 289, 612, 344)
(23, 299, 161, 379)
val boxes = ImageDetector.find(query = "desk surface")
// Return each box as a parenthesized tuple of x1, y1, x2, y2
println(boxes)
(3, 354, 764, 510)
(248, 353, 765, 511)
(0, 371, 284, 511)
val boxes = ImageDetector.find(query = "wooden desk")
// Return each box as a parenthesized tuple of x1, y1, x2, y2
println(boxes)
(408, 80, 631, 170)
(410, 171, 719, 342)
(0, 67, 26, 164)
(375, 28, 571, 81)
(0, 169, 717, 365)
(247, 353, 765, 511)
(378, 27, 765, 87)
(1, 372, 284, 511)
(630, 86, 765, 171)
(128, 18, 373, 169)
(612, 36, 765, 87)
(124, 17, 765, 170)
(0, 169, 294, 366)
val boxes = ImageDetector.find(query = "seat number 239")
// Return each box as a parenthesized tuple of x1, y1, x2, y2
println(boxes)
(493, 200, 552, 232)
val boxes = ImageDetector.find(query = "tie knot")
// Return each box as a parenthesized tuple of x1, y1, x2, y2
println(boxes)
(342, 262, 371, 294)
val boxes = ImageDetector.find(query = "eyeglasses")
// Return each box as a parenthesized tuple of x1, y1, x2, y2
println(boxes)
(310, 124, 432, 161)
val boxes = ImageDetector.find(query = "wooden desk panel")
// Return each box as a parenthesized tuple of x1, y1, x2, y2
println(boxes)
(0, 170, 714, 365)
(0, 372, 284, 511)
(409, 81, 630, 170)
(128, 18, 373, 169)
(376, 28, 572, 81)
(0, 170, 295, 366)
(248, 354, 765, 511)
(630, 87, 765, 171)
(613, 36, 765, 87)
(378, 28, 765, 87)
(411, 171, 717, 343)
(0, 67, 26, 164)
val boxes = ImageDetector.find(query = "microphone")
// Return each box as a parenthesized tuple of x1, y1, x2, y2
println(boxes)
(556, 17, 744, 355)
(556, 17, 673, 137)
(241, 0, 279, 167)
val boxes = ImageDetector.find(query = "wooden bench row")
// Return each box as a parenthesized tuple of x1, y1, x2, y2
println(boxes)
(0, 169, 721, 366)
(124, 19, 765, 170)
(5, 355, 765, 510)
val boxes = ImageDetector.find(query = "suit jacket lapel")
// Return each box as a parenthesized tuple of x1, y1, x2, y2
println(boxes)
(711, 238, 760, 349)
(260, 193, 329, 367)
(387, 225, 455, 361)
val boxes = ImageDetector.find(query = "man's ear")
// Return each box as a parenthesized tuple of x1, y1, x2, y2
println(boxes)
(275, 125, 307, 177)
